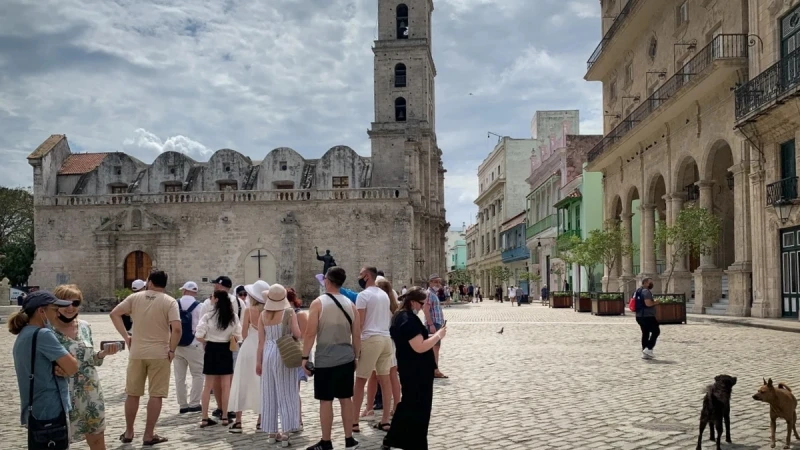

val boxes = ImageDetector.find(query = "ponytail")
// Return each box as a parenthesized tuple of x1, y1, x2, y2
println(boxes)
(7, 309, 31, 335)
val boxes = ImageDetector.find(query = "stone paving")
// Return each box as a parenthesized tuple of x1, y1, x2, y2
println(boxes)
(2, 301, 798, 449)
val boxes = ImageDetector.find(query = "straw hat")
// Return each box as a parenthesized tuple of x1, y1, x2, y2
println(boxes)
(244, 280, 270, 304)
(264, 283, 290, 311)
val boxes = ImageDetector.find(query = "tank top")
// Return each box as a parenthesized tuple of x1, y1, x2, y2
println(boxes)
(315, 293, 355, 368)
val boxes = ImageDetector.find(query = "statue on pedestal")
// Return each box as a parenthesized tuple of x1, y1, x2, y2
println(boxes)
(315, 247, 337, 276)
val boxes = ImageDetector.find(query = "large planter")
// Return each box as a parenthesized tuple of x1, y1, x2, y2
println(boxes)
(654, 294, 687, 324)
(575, 293, 592, 312)
(551, 292, 573, 308)
(591, 292, 625, 316)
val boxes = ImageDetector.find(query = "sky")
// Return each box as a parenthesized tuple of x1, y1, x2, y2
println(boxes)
(0, 0, 603, 229)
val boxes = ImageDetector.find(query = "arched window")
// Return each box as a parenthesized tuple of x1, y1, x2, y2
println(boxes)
(395, 97, 407, 122)
(397, 4, 409, 39)
(394, 63, 406, 87)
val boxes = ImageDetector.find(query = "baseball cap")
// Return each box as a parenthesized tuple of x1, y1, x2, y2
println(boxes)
(210, 276, 233, 288)
(131, 279, 146, 292)
(23, 291, 71, 311)
(428, 274, 442, 281)
(181, 281, 199, 292)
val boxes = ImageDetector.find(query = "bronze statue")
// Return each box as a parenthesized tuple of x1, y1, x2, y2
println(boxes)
(315, 246, 337, 275)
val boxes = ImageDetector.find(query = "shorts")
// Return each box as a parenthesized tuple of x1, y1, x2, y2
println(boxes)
(314, 360, 355, 401)
(356, 335, 393, 378)
(433, 323, 443, 348)
(126, 358, 171, 397)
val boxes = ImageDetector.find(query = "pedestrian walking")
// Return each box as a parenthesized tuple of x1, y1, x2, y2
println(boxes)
(381, 287, 447, 450)
(173, 281, 204, 415)
(634, 278, 660, 359)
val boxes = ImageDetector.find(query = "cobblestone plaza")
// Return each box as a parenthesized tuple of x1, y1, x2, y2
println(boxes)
(2, 302, 796, 449)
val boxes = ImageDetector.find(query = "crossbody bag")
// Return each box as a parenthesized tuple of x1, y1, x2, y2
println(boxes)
(325, 293, 353, 329)
(27, 328, 70, 450)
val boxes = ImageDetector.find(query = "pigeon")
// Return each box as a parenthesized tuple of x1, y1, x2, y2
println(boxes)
(497, 327, 504, 334)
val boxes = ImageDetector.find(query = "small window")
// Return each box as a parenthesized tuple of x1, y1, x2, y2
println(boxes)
(676, 1, 688, 27)
(168, 166, 177, 175)
(131, 209, 143, 230)
(279, 161, 288, 171)
(224, 165, 231, 172)
(395, 97, 407, 121)
(396, 4, 409, 39)
(114, 165, 122, 176)
(164, 182, 182, 193)
(394, 63, 407, 88)
(274, 181, 294, 190)
(648, 36, 658, 60)
(110, 184, 127, 194)
(332, 176, 349, 189)
(625, 63, 633, 85)
(218, 181, 238, 191)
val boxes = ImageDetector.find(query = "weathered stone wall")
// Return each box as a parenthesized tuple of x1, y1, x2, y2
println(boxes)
(258, 147, 308, 190)
(141, 151, 197, 192)
(204, 149, 252, 191)
(79, 153, 145, 195)
(29, 198, 415, 310)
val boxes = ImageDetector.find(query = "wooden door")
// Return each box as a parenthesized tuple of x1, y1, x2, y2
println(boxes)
(780, 227, 800, 318)
(124, 251, 152, 289)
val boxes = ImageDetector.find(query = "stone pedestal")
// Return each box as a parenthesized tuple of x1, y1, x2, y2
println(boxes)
(726, 264, 752, 317)
(664, 270, 692, 298)
(693, 268, 723, 314)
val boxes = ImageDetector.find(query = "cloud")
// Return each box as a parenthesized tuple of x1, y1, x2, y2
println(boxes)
(0, 0, 602, 229)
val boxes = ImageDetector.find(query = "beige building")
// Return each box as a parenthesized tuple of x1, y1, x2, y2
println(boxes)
(25, 0, 447, 308)
(585, 0, 754, 316)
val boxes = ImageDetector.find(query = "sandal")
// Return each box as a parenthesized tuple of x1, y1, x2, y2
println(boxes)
(221, 418, 229, 426)
(200, 418, 218, 428)
(119, 433, 133, 443)
(373, 422, 391, 432)
(143, 435, 168, 446)
(228, 421, 242, 433)
(360, 410, 375, 421)
(352, 423, 361, 433)
(434, 371, 449, 379)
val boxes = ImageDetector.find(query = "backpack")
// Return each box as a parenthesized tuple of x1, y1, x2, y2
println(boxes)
(628, 288, 643, 312)
(177, 300, 200, 346)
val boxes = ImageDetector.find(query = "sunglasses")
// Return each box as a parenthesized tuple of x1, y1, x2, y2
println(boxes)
(64, 300, 81, 307)
(237, 292, 247, 297)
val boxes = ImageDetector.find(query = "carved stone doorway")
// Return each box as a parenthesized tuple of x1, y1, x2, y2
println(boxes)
(124, 251, 152, 289)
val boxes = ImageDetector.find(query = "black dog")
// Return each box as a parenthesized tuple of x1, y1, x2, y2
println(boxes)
(697, 374, 737, 449)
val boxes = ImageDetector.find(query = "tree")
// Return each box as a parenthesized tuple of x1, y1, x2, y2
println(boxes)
(490, 265, 512, 287)
(560, 233, 601, 293)
(654, 203, 722, 291)
(448, 269, 471, 286)
(550, 261, 565, 288)
(596, 222, 635, 289)
(0, 187, 35, 286)
(518, 271, 540, 294)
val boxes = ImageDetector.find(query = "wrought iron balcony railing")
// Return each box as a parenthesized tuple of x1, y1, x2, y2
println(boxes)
(586, 0, 641, 71)
(501, 246, 530, 263)
(735, 46, 800, 121)
(766, 177, 799, 206)
(526, 214, 556, 239)
(588, 34, 748, 163)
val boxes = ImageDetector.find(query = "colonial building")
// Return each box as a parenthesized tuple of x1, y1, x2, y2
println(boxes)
(445, 225, 466, 283)
(585, 0, 752, 316)
(26, 0, 447, 308)
(499, 211, 529, 292)
(734, 0, 800, 318)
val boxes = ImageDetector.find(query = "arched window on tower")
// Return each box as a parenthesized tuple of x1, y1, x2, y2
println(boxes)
(395, 97, 407, 122)
(397, 4, 409, 39)
(394, 63, 406, 87)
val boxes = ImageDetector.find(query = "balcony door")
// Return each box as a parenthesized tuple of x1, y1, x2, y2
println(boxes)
(780, 226, 800, 318)
(781, 7, 800, 86)
(781, 139, 796, 181)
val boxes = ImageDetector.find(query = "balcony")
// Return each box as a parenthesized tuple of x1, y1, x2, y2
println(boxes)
(474, 176, 506, 206)
(766, 177, 798, 206)
(502, 245, 530, 263)
(587, 34, 748, 169)
(735, 47, 800, 123)
(526, 214, 556, 239)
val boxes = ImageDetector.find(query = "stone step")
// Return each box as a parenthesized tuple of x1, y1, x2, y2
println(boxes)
(705, 307, 729, 316)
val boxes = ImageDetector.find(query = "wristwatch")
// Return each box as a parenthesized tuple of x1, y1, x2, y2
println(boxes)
(301, 356, 309, 360)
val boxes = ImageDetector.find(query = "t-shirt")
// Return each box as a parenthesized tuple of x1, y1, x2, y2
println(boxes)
(13, 325, 71, 425)
(390, 310, 436, 374)
(636, 288, 656, 318)
(355, 286, 392, 339)
(117, 290, 180, 359)
(179, 295, 204, 345)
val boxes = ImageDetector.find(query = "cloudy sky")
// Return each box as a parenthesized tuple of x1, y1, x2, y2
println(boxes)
(0, 0, 602, 228)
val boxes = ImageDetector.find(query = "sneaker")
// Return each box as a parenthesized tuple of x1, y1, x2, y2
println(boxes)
(307, 439, 334, 450)
(345, 436, 359, 449)
(187, 405, 202, 413)
(644, 348, 655, 359)
(212, 408, 222, 418)
(641, 349, 653, 359)
(179, 407, 189, 414)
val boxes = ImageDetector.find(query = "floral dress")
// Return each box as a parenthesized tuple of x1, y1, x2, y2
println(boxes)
(54, 320, 106, 441)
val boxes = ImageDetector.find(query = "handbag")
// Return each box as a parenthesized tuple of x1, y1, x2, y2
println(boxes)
(276, 309, 303, 368)
(229, 334, 239, 352)
(27, 329, 70, 450)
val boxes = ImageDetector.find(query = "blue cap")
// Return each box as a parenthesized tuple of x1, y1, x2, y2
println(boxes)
(23, 291, 72, 311)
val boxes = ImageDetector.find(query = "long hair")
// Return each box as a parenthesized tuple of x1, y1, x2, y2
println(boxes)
(213, 290, 235, 330)
(287, 287, 302, 309)
(376, 278, 399, 314)
(53, 284, 84, 302)
(397, 287, 427, 313)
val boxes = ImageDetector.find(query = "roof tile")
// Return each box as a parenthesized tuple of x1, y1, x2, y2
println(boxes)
(58, 153, 109, 175)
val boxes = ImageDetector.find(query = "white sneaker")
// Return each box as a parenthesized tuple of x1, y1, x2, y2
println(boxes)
(643, 348, 655, 359)
(641, 350, 650, 359)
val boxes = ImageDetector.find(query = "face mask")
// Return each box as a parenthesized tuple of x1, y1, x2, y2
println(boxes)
(648, 283, 654, 290)
(58, 313, 78, 323)
(358, 278, 367, 289)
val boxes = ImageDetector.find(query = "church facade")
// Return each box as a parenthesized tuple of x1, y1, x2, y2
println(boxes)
(26, 0, 446, 308)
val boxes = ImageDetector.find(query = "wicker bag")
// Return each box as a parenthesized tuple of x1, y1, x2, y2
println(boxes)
(276, 308, 302, 368)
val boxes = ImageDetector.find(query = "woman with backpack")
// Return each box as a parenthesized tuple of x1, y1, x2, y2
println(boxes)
(196, 290, 242, 428)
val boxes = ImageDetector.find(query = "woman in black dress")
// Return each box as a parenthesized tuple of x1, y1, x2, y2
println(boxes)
(382, 287, 447, 450)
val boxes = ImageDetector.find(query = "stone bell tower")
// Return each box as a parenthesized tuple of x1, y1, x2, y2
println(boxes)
(368, 0, 447, 282)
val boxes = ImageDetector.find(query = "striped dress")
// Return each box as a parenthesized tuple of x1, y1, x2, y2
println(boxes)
(259, 310, 301, 434)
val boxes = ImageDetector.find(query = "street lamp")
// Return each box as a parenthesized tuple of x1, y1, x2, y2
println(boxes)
(775, 199, 794, 224)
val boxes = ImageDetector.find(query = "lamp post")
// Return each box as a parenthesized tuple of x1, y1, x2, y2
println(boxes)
(673, 40, 698, 73)
(775, 199, 794, 225)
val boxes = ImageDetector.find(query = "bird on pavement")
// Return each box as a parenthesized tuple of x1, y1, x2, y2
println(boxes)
(497, 327, 504, 334)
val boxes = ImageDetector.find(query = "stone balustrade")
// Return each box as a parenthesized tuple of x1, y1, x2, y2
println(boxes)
(39, 188, 409, 206)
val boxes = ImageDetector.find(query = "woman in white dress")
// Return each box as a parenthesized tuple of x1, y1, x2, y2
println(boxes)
(228, 280, 270, 433)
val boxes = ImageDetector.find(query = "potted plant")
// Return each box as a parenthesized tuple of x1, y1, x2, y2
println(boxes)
(575, 292, 592, 312)
(592, 292, 625, 316)
(550, 291, 573, 308)
(653, 294, 687, 324)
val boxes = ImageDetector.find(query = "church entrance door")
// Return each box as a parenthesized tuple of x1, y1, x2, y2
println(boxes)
(244, 249, 278, 285)
(124, 251, 152, 289)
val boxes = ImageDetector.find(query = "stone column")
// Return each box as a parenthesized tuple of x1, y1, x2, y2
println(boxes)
(693, 181, 723, 313)
(697, 181, 717, 269)
(726, 161, 753, 317)
(618, 212, 635, 294)
(749, 165, 780, 318)
(667, 194, 693, 300)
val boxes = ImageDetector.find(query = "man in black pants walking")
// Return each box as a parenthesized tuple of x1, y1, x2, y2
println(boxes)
(634, 278, 660, 360)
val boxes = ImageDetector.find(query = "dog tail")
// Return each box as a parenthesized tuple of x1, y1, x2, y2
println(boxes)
(778, 383, 793, 392)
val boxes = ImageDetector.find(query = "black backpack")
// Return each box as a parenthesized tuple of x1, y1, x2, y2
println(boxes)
(177, 300, 200, 347)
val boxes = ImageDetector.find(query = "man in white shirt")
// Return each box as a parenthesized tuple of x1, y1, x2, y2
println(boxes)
(352, 266, 394, 431)
(508, 285, 517, 306)
(174, 281, 204, 414)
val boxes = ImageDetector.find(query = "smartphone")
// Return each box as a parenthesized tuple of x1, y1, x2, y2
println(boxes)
(443, 320, 447, 327)
(99, 340, 126, 351)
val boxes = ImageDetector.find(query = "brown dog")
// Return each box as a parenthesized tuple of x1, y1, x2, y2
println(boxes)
(752, 378, 800, 449)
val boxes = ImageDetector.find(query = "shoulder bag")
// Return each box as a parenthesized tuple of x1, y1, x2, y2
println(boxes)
(276, 308, 303, 368)
(27, 329, 70, 450)
(324, 293, 353, 329)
